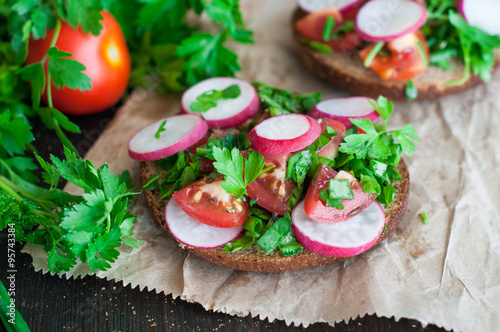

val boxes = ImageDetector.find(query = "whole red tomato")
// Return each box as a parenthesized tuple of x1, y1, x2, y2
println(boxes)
(25, 11, 130, 115)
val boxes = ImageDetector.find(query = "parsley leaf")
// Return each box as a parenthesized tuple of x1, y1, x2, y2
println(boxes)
(211, 146, 268, 199)
(204, 0, 253, 44)
(190, 84, 241, 113)
(48, 47, 92, 91)
(176, 31, 241, 86)
(338, 97, 420, 206)
(66, 0, 104, 36)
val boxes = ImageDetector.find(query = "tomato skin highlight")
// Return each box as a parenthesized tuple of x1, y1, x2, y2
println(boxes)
(173, 177, 249, 228)
(25, 11, 131, 115)
(247, 153, 295, 216)
(295, 8, 362, 52)
(359, 31, 429, 81)
(304, 164, 377, 223)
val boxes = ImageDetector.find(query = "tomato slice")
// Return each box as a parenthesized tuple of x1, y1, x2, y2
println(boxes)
(316, 119, 346, 159)
(172, 176, 249, 228)
(359, 31, 429, 81)
(295, 8, 362, 52)
(247, 153, 295, 215)
(304, 164, 377, 223)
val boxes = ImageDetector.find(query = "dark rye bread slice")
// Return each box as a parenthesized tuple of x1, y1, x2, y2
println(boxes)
(292, 8, 500, 101)
(140, 159, 410, 273)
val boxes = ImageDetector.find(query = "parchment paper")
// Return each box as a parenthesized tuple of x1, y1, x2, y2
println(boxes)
(23, 1, 500, 330)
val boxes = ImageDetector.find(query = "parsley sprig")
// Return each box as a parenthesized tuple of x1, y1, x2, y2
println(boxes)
(423, 0, 500, 84)
(212, 146, 272, 199)
(338, 96, 420, 205)
(0, 147, 140, 273)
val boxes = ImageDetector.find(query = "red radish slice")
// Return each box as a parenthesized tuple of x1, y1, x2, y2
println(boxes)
(298, 0, 364, 15)
(355, 0, 428, 42)
(308, 97, 379, 129)
(128, 114, 208, 161)
(292, 200, 385, 257)
(181, 77, 260, 129)
(247, 114, 321, 155)
(165, 198, 243, 249)
(457, 0, 500, 36)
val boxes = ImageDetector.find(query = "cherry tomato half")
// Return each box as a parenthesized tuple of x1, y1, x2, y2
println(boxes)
(172, 176, 249, 228)
(247, 153, 295, 216)
(359, 31, 429, 81)
(304, 164, 377, 223)
(25, 11, 130, 115)
(295, 8, 362, 52)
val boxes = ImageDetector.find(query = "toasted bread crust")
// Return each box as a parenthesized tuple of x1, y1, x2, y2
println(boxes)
(140, 159, 410, 273)
(292, 8, 500, 101)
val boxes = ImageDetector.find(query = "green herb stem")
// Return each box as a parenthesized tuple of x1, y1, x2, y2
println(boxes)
(41, 19, 62, 65)
(416, 41, 429, 66)
(52, 120, 80, 156)
(0, 176, 53, 209)
(364, 42, 385, 67)
(322, 16, 335, 42)
(0, 281, 30, 332)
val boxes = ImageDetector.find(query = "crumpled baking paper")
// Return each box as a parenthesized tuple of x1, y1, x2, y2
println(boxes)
(23, 1, 500, 330)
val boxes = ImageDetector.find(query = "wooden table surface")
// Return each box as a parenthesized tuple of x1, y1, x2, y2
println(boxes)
(0, 106, 449, 332)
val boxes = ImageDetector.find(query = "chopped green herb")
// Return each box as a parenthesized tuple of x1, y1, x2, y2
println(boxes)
(142, 173, 162, 191)
(155, 119, 167, 139)
(256, 214, 294, 253)
(190, 84, 242, 113)
(323, 16, 335, 41)
(405, 81, 418, 101)
(416, 41, 429, 66)
(320, 178, 354, 209)
(300, 38, 332, 54)
(420, 211, 429, 224)
(253, 82, 322, 116)
(363, 42, 385, 67)
(333, 21, 355, 40)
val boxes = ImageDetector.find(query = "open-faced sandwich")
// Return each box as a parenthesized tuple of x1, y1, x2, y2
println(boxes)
(293, 0, 500, 101)
(128, 77, 419, 273)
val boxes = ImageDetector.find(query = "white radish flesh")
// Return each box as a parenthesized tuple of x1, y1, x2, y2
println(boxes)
(292, 200, 385, 257)
(181, 77, 260, 129)
(247, 114, 321, 155)
(308, 97, 379, 129)
(298, 0, 364, 15)
(165, 198, 243, 249)
(128, 114, 208, 162)
(355, 0, 428, 42)
(457, 0, 500, 36)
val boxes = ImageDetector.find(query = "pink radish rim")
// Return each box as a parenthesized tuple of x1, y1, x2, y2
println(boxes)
(128, 114, 208, 162)
(456, 0, 468, 21)
(292, 200, 385, 257)
(355, 0, 428, 42)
